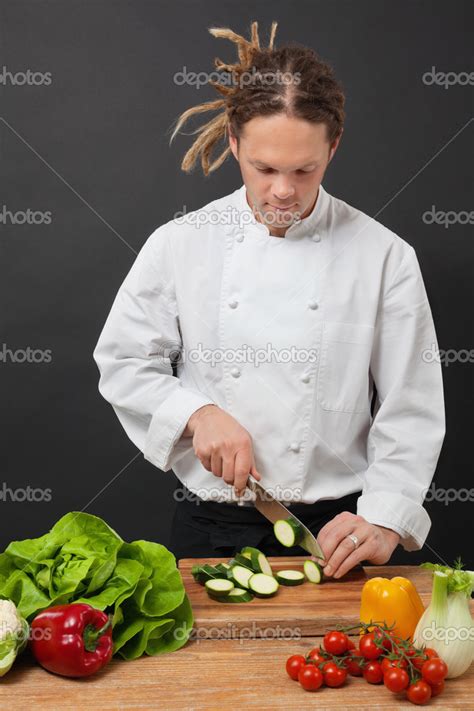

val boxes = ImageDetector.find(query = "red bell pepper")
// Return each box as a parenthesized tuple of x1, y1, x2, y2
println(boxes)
(30, 603, 113, 677)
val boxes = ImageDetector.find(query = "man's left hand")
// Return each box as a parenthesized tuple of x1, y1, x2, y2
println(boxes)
(316, 512, 401, 579)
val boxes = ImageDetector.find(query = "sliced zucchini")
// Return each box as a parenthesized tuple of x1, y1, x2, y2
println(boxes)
(233, 553, 256, 570)
(241, 546, 262, 558)
(192, 564, 221, 585)
(249, 549, 273, 576)
(191, 564, 201, 581)
(273, 517, 304, 547)
(248, 573, 279, 598)
(205, 578, 234, 596)
(214, 563, 231, 575)
(304, 559, 324, 584)
(275, 569, 306, 586)
(228, 564, 254, 589)
(214, 588, 254, 603)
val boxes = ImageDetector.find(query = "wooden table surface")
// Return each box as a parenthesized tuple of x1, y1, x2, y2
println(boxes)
(0, 565, 472, 710)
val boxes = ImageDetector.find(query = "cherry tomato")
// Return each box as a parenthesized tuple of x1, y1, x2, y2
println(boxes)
(429, 680, 445, 697)
(373, 627, 392, 652)
(359, 632, 382, 660)
(344, 654, 365, 676)
(421, 658, 448, 685)
(406, 680, 432, 705)
(411, 654, 428, 671)
(363, 660, 384, 684)
(381, 657, 408, 674)
(298, 663, 324, 691)
(407, 646, 438, 660)
(346, 637, 356, 651)
(306, 647, 326, 665)
(286, 654, 306, 681)
(383, 667, 410, 693)
(323, 630, 350, 656)
(322, 662, 347, 688)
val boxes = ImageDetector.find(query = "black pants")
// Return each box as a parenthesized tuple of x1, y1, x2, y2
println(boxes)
(169, 487, 361, 562)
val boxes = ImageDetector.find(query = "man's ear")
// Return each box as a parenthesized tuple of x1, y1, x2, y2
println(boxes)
(228, 125, 239, 162)
(328, 128, 343, 163)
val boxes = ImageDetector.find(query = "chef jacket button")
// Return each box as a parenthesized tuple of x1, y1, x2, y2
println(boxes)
(288, 442, 300, 453)
(230, 367, 241, 378)
(312, 232, 321, 242)
(308, 300, 319, 310)
(236, 233, 245, 242)
(228, 299, 239, 309)
(301, 373, 311, 383)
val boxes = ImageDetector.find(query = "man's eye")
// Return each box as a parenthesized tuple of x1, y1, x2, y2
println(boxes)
(257, 167, 314, 174)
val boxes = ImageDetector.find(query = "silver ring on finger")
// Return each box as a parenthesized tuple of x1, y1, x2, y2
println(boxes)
(346, 533, 359, 549)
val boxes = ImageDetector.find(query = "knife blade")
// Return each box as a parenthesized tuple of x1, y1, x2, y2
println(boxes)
(245, 476, 326, 563)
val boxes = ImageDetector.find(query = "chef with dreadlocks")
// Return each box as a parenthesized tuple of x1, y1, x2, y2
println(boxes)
(93, 21, 445, 578)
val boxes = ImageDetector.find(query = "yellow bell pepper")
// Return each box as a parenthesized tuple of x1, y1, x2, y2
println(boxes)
(359, 576, 425, 641)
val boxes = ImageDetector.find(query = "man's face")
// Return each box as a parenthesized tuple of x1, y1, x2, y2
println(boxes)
(229, 114, 341, 237)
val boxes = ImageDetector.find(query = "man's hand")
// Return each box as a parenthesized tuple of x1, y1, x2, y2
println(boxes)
(316, 512, 401, 579)
(182, 405, 262, 496)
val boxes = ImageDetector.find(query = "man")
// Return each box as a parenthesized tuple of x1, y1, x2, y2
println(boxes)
(93, 22, 445, 577)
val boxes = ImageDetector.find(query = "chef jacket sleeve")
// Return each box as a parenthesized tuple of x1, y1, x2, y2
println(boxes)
(93, 225, 215, 472)
(356, 245, 446, 551)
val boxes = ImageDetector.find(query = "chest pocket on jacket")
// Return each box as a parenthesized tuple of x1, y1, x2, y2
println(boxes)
(317, 321, 374, 414)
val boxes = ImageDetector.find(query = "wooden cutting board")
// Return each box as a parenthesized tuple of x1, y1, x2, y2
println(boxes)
(178, 559, 445, 638)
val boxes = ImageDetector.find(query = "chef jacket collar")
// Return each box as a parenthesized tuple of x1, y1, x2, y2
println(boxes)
(233, 182, 329, 241)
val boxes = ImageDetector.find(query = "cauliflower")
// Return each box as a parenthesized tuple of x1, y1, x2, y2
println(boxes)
(0, 599, 29, 677)
(0, 600, 23, 641)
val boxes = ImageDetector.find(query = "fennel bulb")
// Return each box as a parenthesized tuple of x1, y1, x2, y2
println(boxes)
(413, 563, 474, 678)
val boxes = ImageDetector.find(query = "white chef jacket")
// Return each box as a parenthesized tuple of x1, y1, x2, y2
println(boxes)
(93, 181, 445, 552)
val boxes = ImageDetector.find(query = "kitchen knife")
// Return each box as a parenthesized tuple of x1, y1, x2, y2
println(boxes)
(244, 476, 327, 562)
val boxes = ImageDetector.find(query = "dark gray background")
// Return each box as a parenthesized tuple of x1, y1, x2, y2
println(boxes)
(2, 1, 472, 569)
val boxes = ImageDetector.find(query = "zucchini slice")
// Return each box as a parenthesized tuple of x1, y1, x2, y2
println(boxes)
(304, 559, 324, 584)
(249, 549, 273, 576)
(214, 563, 231, 575)
(248, 573, 279, 598)
(273, 517, 304, 547)
(205, 578, 234, 596)
(241, 546, 262, 558)
(228, 564, 254, 589)
(214, 588, 254, 603)
(192, 564, 221, 585)
(233, 553, 256, 570)
(275, 569, 306, 586)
